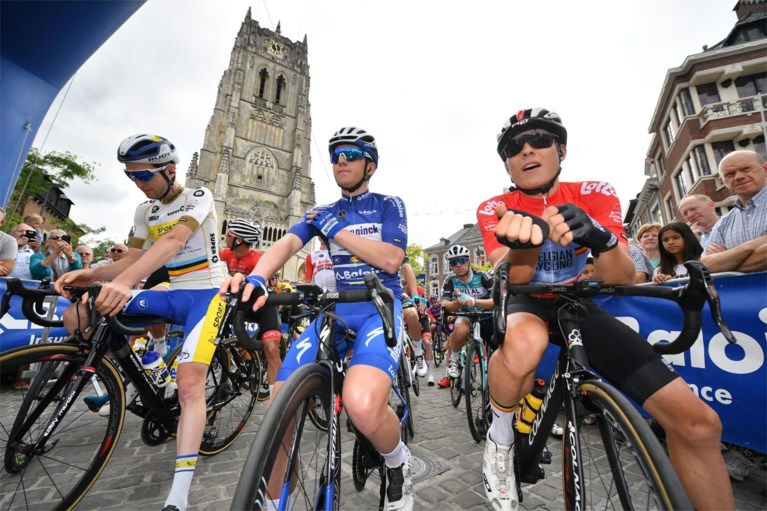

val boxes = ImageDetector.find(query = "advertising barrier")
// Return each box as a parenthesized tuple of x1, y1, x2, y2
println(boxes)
(0, 279, 72, 351)
(535, 271, 766, 452)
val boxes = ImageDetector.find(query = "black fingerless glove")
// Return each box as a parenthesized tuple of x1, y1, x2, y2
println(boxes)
(494, 209, 551, 249)
(555, 204, 618, 256)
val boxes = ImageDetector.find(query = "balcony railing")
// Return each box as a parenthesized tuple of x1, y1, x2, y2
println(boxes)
(701, 93, 767, 123)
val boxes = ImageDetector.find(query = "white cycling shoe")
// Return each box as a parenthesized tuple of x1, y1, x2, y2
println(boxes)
(483, 432, 519, 511)
(384, 445, 414, 510)
(415, 355, 427, 377)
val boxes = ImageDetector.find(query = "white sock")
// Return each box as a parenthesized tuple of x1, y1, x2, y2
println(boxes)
(382, 440, 408, 468)
(427, 360, 434, 375)
(151, 335, 167, 357)
(414, 340, 423, 357)
(488, 401, 516, 445)
(164, 454, 197, 511)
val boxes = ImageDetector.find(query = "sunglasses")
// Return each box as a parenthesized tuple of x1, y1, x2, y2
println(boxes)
(110, 248, 125, 253)
(500, 129, 556, 159)
(330, 147, 370, 164)
(449, 257, 469, 267)
(124, 163, 171, 183)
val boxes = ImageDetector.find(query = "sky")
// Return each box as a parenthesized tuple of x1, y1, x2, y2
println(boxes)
(27, 0, 738, 251)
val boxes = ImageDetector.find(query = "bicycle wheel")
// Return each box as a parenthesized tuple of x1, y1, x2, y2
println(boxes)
(231, 364, 337, 511)
(255, 351, 270, 402)
(563, 379, 693, 510)
(352, 436, 379, 492)
(450, 364, 462, 408)
(465, 341, 489, 443)
(408, 349, 420, 397)
(0, 343, 125, 510)
(395, 360, 414, 443)
(433, 331, 445, 368)
(197, 339, 259, 455)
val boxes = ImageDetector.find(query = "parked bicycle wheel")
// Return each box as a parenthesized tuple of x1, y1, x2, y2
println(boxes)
(464, 340, 490, 443)
(394, 357, 414, 443)
(198, 339, 259, 455)
(565, 379, 692, 509)
(0, 343, 125, 510)
(231, 364, 335, 511)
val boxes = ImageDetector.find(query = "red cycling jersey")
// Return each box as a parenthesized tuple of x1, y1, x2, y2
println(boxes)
(476, 181, 627, 285)
(220, 247, 263, 276)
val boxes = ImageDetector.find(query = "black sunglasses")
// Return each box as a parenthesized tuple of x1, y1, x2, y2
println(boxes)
(501, 129, 556, 159)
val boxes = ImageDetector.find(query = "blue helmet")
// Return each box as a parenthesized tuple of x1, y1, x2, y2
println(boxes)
(117, 134, 180, 165)
(328, 127, 378, 166)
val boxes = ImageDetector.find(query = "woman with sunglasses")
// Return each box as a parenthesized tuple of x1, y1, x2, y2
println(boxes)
(475, 108, 733, 511)
(220, 126, 414, 511)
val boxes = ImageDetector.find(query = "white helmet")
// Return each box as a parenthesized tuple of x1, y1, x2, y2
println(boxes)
(117, 134, 180, 165)
(445, 244, 470, 261)
(227, 219, 261, 244)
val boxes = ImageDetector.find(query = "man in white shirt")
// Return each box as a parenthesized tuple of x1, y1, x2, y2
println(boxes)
(9, 222, 41, 280)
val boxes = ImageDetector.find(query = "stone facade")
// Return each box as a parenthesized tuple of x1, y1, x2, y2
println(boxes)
(185, 11, 315, 281)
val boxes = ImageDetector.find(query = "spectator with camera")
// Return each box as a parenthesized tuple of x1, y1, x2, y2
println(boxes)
(9, 222, 41, 279)
(29, 229, 82, 281)
(0, 208, 17, 277)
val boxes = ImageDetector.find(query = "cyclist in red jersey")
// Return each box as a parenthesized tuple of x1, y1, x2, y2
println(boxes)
(219, 218, 283, 392)
(476, 108, 733, 511)
(220, 218, 263, 275)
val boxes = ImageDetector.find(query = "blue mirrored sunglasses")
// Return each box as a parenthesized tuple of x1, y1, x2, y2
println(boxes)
(124, 164, 170, 183)
(330, 147, 369, 164)
(449, 257, 469, 266)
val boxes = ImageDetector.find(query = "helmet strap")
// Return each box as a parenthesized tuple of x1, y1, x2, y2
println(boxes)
(157, 166, 177, 202)
(340, 159, 372, 194)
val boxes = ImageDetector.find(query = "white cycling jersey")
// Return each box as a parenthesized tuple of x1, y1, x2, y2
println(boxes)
(131, 186, 226, 289)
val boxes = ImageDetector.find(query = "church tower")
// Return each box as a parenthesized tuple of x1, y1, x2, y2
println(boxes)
(186, 9, 314, 279)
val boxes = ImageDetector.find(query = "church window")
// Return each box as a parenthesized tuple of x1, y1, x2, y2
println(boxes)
(258, 69, 269, 98)
(275, 75, 286, 104)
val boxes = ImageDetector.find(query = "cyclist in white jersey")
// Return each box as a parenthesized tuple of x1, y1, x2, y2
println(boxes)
(56, 134, 228, 511)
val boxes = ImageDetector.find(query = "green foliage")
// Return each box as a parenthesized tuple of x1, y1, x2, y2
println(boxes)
(85, 238, 120, 262)
(406, 244, 425, 276)
(472, 261, 492, 273)
(4, 148, 98, 230)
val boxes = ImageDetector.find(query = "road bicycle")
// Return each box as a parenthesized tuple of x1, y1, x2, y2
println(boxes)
(492, 259, 737, 509)
(0, 279, 260, 510)
(230, 274, 411, 511)
(431, 321, 448, 368)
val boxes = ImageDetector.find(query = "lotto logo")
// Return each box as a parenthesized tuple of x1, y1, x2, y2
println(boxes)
(580, 182, 617, 197)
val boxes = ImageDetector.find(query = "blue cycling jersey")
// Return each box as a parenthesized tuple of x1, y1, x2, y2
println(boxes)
(289, 190, 408, 298)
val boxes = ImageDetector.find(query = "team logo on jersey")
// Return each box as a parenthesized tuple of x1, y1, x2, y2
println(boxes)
(193, 189, 205, 197)
(151, 205, 160, 214)
(478, 199, 503, 216)
(338, 210, 346, 218)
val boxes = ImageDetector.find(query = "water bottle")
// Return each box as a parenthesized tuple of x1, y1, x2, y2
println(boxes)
(132, 337, 148, 357)
(516, 378, 546, 434)
(142, 351, 171, 388)
(168, 358, 179, 391)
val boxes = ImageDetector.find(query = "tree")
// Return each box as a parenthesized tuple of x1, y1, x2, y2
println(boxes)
(4, 148, 98, 232)
(406, 244, 425, 277)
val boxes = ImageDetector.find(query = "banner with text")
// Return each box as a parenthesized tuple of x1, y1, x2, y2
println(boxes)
(535, 271, 766, 453)
(0, 279, 72, 351)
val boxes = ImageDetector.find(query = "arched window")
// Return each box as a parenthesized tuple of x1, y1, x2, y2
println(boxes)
(275, 75, 286, 104)
(246, 148, 277, 187)
(258, 69, 269, 99)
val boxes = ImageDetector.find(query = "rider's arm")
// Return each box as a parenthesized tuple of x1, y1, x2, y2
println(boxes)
(332, 229, 405, 275)
(400, 260, 419, 298)
(593, 243, 635, 285)
(111, 224, 194, 288)
(250, 233, 305, 280)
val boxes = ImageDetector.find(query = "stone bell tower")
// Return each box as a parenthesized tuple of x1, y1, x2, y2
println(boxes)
(186, 9, 315, 280)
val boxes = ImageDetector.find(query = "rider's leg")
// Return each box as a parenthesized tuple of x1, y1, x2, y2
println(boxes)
(261, 329, 284, 387)
(644, 379, 734, 511)
(165, 361, 208, 511)
(402, 306, 421, 343)
(447, 317, 471, 377)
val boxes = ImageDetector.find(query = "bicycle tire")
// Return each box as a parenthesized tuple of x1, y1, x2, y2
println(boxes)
(197, 339, 259, 455)
(1, 343, 125, 510)
(563, 379, 693, 510)
(450, 367, 462, 408)
(408, 349, 420, 397)
(255, 351, 270, 402)
(231, 364, 336, 511)
(433, 330, 446, 368)
(465, 340, 489, 443)
(396, 360, 414, 443)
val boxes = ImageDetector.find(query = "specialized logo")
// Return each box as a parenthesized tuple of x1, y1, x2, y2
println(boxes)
(294, 337, 313, 364)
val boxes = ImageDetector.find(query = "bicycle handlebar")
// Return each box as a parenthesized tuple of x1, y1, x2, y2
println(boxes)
(494, 260, 737, 355)
(2, 279, 156, 336)
(230, 273, 397, 350)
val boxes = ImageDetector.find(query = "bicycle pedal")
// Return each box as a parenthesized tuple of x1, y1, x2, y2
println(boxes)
(540, 446, 552, 465)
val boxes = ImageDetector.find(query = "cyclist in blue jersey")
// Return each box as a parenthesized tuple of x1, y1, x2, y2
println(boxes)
(437, 244, 495, 388)
(56, 134, 230, 511)
(221, 126, 414, 511)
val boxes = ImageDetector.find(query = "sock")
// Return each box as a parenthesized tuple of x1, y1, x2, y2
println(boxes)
(488, 398, 517, 445)
(414, 339, 423, 357)
(164, 454, 198, 511)
(382, 440, 408, 468)
(427, 359, 434, 375)
(150, 335, 167, 357)
(450, 350, 460, 363)
(269, 384, 274, 396)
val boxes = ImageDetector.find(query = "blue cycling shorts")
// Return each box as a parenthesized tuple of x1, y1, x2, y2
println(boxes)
(277, 300, 403, 383)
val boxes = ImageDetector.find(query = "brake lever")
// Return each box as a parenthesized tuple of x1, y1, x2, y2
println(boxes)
(685, 261, 737, 345)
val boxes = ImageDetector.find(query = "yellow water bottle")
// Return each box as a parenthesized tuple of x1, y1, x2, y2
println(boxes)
(516, 378, 546, 434)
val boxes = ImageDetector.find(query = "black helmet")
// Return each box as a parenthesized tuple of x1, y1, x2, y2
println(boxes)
(496, 108, 567, 161)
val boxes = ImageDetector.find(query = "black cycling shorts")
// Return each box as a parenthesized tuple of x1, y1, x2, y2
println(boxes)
(504, 294, 678, 406)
